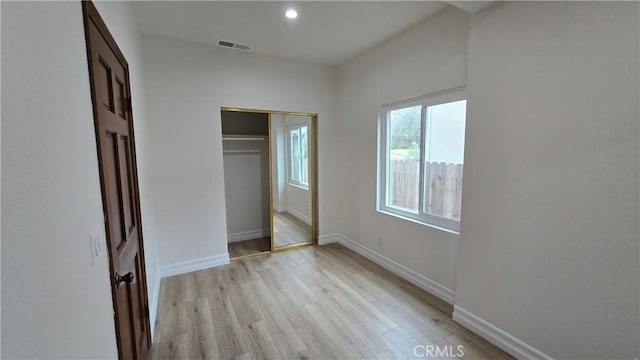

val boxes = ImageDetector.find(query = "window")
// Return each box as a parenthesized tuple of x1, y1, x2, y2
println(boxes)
(287, 123, 309, 189)
(378, 88, 467, 233)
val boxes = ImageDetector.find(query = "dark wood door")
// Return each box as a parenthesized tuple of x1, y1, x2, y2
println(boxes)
(82, 2, 151, 359)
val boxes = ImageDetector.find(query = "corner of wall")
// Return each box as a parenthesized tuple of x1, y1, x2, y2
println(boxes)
(452, 306, 553, 360)
(158, 253, 230, 279)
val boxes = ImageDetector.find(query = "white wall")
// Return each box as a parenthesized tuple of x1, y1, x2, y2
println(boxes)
(223, 139, 270, 240)
(335, 6, 469, 291)
(456, 2, 639, 358)
(142, 36, 338, 267)
(1, 1, 158, 357)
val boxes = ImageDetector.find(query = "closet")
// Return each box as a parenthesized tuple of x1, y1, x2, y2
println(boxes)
(221, 108, 318, 260)
(222, 110, 271, 259)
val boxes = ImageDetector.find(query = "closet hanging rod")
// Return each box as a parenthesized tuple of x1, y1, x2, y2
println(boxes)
(222, 135, 268, 141)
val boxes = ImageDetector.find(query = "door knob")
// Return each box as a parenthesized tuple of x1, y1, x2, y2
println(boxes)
(115, 272, 135, 288)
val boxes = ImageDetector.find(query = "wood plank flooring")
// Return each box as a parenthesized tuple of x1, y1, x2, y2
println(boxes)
(273, 212, 311, 248)
(228, 237, 270, 259)
(150, 243, 512, 359)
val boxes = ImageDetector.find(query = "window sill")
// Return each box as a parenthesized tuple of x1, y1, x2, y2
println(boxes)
(376, 209, 460, 235)
(287, 182, 309, 191)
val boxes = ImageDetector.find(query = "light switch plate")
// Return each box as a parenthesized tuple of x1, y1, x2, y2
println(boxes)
(90, 227, 104, 265)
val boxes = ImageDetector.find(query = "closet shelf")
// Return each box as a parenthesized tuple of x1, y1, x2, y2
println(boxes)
(222, 135, 268, 141)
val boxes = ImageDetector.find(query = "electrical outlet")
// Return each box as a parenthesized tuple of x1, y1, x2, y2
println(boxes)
(90, 227, 104, 265)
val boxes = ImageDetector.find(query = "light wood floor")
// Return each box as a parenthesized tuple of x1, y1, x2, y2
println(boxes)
(273, 212, 311, 248)
(228, 237, 270, 259)
(150, 243, 511, 360)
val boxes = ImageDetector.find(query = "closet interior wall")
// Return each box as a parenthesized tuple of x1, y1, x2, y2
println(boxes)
(221, 111, 271, 247)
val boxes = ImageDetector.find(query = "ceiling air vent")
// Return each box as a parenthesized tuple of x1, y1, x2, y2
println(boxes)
(217, 40, 252, 52)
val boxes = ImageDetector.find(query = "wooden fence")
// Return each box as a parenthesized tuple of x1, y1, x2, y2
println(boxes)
(389, 160, 463, 220)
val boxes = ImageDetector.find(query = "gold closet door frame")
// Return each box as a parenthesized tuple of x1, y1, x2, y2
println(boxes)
(220, 107, 318, 254)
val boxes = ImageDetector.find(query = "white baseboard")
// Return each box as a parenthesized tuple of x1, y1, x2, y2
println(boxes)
(286, 207, 312, 226)
(318, 233, 341, 245)
(318, 233, 455, 304)
(273, 204, 285, 213)
(159, 253, 230, 278)
(149, 269, 161, 340)
(452, 306, 552, 360)
(227, 229, 270, 243)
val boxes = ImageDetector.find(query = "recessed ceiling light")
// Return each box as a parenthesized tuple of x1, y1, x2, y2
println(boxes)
(285, 9, 298, 19)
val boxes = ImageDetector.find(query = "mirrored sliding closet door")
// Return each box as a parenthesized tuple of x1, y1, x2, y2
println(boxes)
(270, 113, 315, 250)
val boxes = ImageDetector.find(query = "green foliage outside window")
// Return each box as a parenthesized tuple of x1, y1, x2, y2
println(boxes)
(389, 106, 420, 161)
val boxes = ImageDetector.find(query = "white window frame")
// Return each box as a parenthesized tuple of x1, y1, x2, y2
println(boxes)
(286, 123, 309, 190)
(377, 87, 466, 234)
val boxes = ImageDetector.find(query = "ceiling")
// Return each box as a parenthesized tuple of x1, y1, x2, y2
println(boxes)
(133, 1, 449, 66)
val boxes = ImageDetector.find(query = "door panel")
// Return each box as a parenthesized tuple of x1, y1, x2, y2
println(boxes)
(97, 59, 114, 111)
(115, 77, 127, 119)
(104, 131, 127, 252)
(83, 2, 151, 359)
(119, 134, 135, 237)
